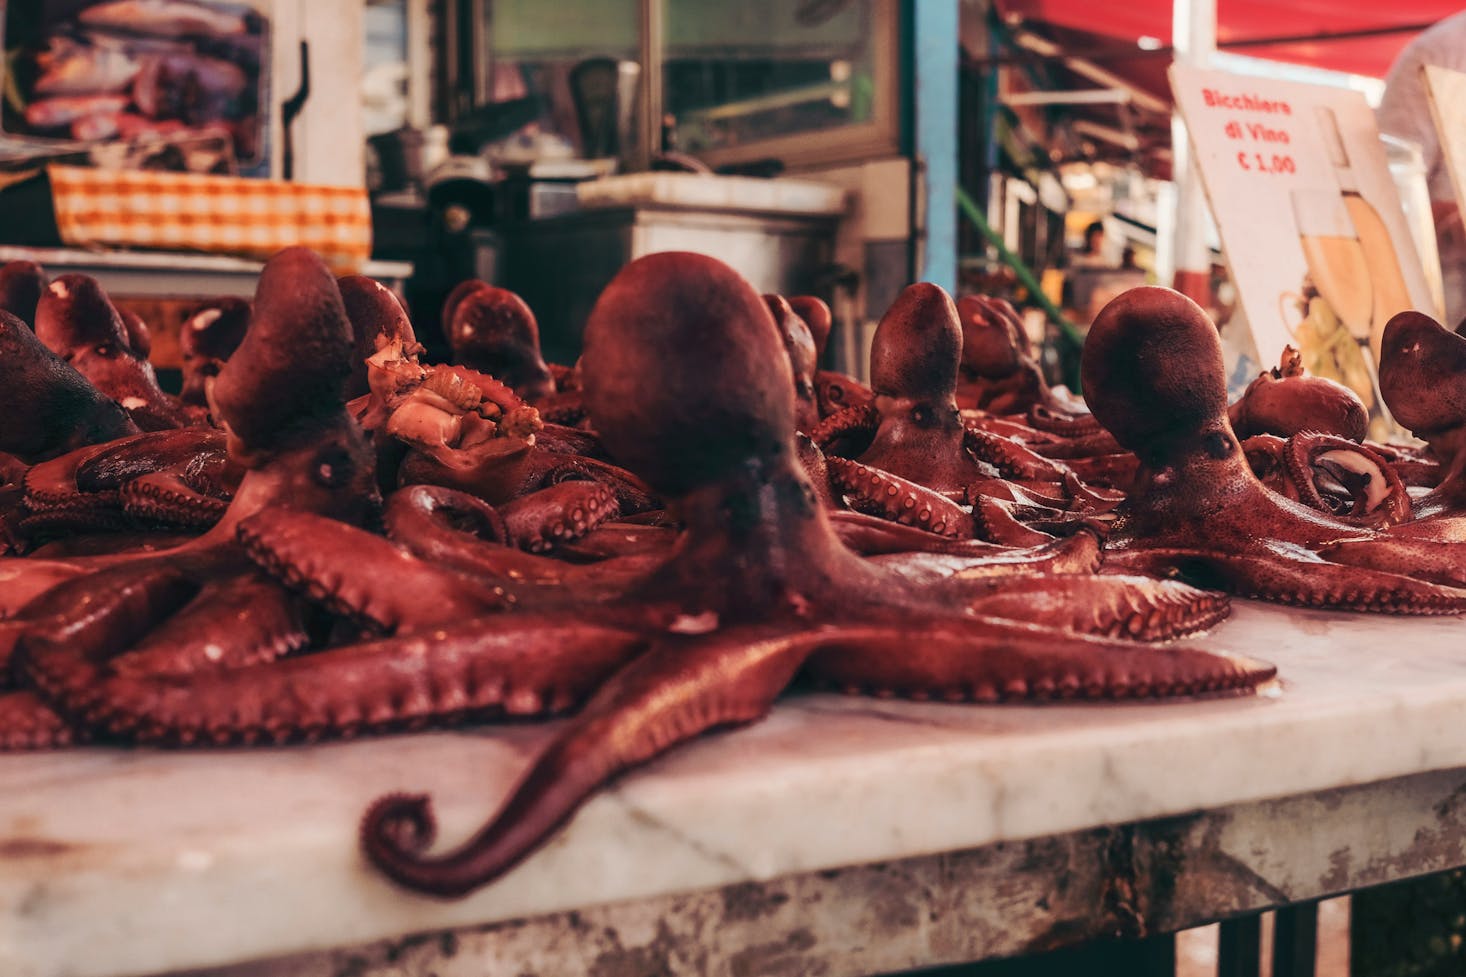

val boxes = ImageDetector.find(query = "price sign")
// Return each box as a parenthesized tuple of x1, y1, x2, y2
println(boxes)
(1170, 65, 1434, 440)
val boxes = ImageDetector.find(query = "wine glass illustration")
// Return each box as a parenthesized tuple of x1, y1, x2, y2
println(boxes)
(1291, 187, 1373, 342)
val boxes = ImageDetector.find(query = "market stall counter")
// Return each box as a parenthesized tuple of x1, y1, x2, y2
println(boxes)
(5, 600, 1466, 977)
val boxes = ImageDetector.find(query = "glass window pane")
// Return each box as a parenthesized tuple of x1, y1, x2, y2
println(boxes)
(482, 0, 640, 161)
(662, 0, 877, 156)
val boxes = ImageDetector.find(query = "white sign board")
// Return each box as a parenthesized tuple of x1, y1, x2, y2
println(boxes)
(1170, 65, 1433, 439)
(1424, 64, 1466, 233)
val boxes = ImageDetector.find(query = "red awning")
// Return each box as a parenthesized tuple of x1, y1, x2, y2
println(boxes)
(1000, 0, 1461, 78)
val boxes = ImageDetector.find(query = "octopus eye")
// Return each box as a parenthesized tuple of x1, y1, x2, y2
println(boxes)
(1201, 431, 1234, 460)
(95, 343, 117, 357)
(312, 446, 356, 488)
(911, 406, 930, 424)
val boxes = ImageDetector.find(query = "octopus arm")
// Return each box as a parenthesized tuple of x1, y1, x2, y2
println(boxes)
(945, 573, 1230, 641)
(826, 457, 972, 538)
(110, 573, 306, 677)
(866, 529, 1101, 582)
(121, 472, 229, 528)
(803, 619, 1274, 701)
(237, 510, 513, 633)
(0, 690, 77, 749)
(1102, 545, 1466, 614)
(962, 427, 1069, 482)
(361, 625, 839, 897)
(37, 608, 647, 747)
(500, 481, 618, 553)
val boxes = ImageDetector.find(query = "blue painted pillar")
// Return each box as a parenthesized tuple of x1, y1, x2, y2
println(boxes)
(912, 0, 959, 292)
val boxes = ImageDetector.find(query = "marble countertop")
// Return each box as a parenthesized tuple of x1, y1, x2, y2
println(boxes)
(0, 246, 413, 281)
(3, 601, 1466, 977)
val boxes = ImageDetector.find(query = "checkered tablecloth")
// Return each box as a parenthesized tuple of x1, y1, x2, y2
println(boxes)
(45, 165, 373, 270)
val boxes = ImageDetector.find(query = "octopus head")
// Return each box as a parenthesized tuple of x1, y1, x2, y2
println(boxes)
(869, 282, 962, 401)
(339, 275, 417, 401)
(1082, 286, 1233, 467)
(581, 252, 796, 495)
(212, 247, 355, 456)
(788, 295, 832, 356)
(34, 273, 133, 360)
(1379, 310, 1466, 438)
(956, 295, 1024, 379)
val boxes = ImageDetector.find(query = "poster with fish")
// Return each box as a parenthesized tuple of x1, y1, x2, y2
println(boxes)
(1, 0, 266, 172)
(1170, 65, 1434, 441)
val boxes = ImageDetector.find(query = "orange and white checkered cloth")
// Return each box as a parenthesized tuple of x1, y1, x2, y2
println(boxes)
(46, 164, 372, 271)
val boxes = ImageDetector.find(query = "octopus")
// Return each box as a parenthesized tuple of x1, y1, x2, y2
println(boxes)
(178, 297, 250, 408)
(797, 294, 876, 420)
(955, 293, 1091, 430)
(34, 273, 192, 430)
(810, 284, 1118, 544)
(1229, 345, 1369, 442)
(1378, 310, 1466, 521)
(0, 247, 381, 748)
(0, 260, 48, 326)
(1083, 286, 1466, 610)
(445, 279, 562, 404)
(0, 309, 138, 464)
(344, 253, 1268, 896)
(0, 254, 1271, 898)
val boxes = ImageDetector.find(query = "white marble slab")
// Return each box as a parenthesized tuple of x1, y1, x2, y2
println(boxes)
(2, 602, 1465, 977)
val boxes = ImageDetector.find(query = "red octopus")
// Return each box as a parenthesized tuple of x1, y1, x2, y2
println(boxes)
(1379, 310, 1466, 522)
(0, 253, 1269, 898)
(34, 274, 192, 430)
(0, 260, 47, 326)
(1084, 287, 1466, 609)
(0, 247, 381, 748)
(811, 283, 1117, 544)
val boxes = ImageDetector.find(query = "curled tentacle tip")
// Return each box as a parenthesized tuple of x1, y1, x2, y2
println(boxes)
(361, 792, 437, 854)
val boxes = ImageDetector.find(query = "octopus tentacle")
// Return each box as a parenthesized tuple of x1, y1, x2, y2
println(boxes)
(110, 574, 306, 678)
(72, 429, 225, 493)
(501, 480, 618, 553)
(950, 575, 1230, 641)
(35, 609, 647, 747)
(1102, 546, 1466, 614)
(361, 626, 828, 897)
(549, 522, 677, 562)
(1314, 536, 1466, 589)
(865, 528, 1102, 580)
(22, 442, 119, 509)
(237, 510, 513, 633)
(828, 509, 1018, 557)
(533, 456, 660, 516)
(1047, 451, 1139, 490)
(120, 472, 229, 528)
(809, 403, 878, 452)
(384, 484, 652, 591)
(804, 620, 1273, 701)
(19, 503, 131, 537)
(814, 371, 874, 418)
(1283, 433, 1410, 526)
(825, 456, 971, 537)
(0, 691, 78, 750)
(962, 426, 1068, 482)
(968, 496, 1057, 547)
(1025, 404, 1103, 437)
